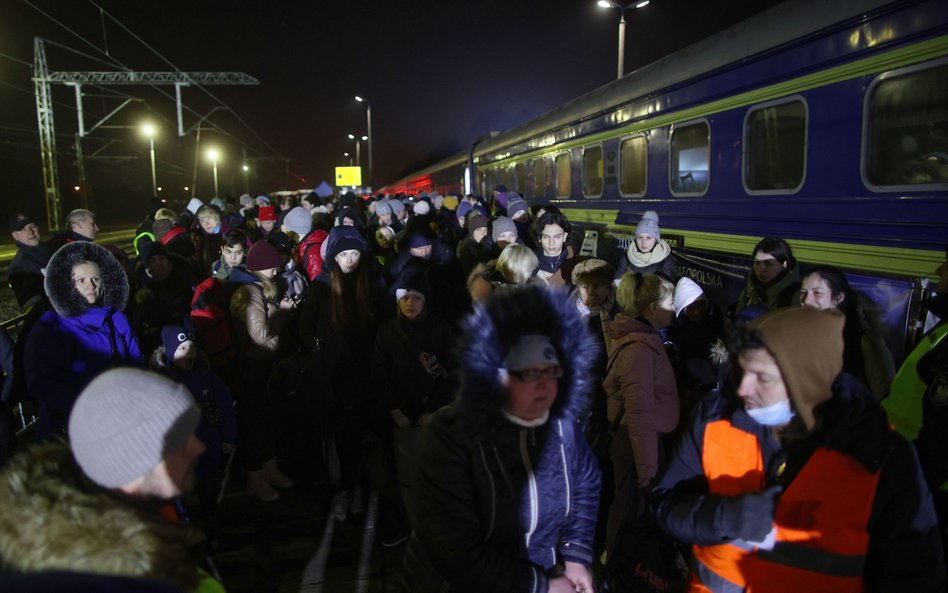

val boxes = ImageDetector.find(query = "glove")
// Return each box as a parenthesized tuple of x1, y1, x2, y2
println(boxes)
(718, 485, 782, 542)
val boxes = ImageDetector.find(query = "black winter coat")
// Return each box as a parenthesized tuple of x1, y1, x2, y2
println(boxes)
(371, 314, 456, 421)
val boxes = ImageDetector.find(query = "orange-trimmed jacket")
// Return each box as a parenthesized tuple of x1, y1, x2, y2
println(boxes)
(652, 383, 945, 593)
(690, 418, 878, 593)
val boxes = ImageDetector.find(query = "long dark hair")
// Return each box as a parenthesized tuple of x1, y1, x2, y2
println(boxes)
(803, 264, 863, 376)
(329, 256, 374, 329)
(803, 264, 853, 310)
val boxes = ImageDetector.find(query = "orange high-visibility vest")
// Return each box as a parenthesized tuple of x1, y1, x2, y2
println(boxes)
(689, 419, 881, 593)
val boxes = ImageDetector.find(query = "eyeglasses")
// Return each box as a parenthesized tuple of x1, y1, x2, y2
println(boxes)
(508, 366, 563, 382)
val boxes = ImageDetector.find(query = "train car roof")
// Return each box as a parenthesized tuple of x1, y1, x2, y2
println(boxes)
(473, 0, 897, 157)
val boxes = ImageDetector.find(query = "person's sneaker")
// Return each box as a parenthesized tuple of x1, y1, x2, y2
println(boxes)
(350, 486, 366, 516)
(331, 491, 350, 522)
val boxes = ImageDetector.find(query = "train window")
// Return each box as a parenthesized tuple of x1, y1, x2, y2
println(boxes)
(863, 61, 948, 190)
(515, 162, 525, 194)
(670, 120, 710, 195)
(744, 98, 807, 194)
(555, 153, 571, 198)
(583, 145, 604, 198)
(534, 157, 547, 198)
(619, 135, 647, 196)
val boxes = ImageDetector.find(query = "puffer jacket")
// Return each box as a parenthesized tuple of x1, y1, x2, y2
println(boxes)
(299, 228, 328, 282)
(603, 313, 679, 481)
(402, 285, 601, 593)
(24, 242, 142, 439)
(229, 282, 291, 360)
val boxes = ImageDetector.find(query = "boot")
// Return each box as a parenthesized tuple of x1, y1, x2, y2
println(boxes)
(262, 458, 295, 489)
(247, 470, 279, 502)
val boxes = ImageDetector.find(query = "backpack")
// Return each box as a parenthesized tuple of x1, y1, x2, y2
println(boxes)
(190, 277, 236, 367)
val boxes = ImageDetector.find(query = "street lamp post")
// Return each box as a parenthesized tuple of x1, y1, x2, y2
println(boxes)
(348, 133, 368, 168)
(355, 96, 372, 187)
(344, 152, 352, 166)
(141, 123, 158, 197)
(597, 0, 650, 79)
(207, 148, 220, 198)
(241, 164, 249, 193)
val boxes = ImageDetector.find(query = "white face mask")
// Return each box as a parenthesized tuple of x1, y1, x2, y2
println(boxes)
(746, 399, 795, 427)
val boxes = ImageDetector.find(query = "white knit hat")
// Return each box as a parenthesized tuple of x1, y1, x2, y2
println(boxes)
(413, 200, 431, 216)
(69, 368, 200, 489)
(674, 277, 704, 317)
(185, 197, 204, 215)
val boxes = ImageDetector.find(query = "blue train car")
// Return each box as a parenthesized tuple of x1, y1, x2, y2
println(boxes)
(381, 0, 948, 355)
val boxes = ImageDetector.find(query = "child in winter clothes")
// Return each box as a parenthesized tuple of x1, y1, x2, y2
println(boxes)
(150, 325, 236, 527)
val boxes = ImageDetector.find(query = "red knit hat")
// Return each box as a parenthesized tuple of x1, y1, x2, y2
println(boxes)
(257, 205, 277, 222)
(246, 240, 281, 271)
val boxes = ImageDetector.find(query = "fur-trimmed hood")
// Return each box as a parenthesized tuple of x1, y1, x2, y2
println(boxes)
(453, 284, 599, 434)
(0, 443, 200, 590)
(45, 241, 129, 317)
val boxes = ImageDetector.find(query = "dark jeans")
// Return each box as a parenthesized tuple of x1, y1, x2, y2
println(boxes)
(237, 357, 277, 471)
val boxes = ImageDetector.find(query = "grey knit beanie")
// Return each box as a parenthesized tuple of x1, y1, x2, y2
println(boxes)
(507, 198, 528, 219)
(282, 206, 312, 237)
(68, 368, 200, 489)
(492, 216, 517, 242)
(635, 210, 661, 240)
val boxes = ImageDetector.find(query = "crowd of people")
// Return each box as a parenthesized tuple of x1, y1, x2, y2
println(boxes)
(0, 187, 944, 592)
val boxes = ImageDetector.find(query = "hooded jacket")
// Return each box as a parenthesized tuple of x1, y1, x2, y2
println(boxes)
(402, 285, 601, 593)
(0, 443, 201, 591)
(652, 379, 945, 593)
(603, 313, 680, 482)
(24, 242, 142, 439)
(652, 307, 944, 592)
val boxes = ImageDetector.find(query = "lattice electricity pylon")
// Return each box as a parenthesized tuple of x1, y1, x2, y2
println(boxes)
(32, 37, 260, 231)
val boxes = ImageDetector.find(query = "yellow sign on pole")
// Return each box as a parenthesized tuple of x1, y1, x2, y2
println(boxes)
(335, 166, 362, 187)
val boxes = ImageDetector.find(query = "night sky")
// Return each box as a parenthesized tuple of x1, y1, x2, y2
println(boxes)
(0, 0, 783, 223)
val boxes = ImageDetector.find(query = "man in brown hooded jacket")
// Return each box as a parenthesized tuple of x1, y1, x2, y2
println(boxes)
(652, 307, 944, 593)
